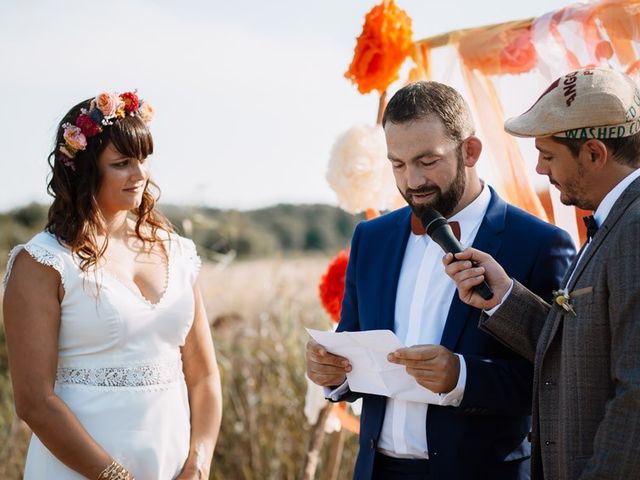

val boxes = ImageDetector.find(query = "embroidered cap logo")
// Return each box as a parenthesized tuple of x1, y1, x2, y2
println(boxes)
(563, 71, 579, 107)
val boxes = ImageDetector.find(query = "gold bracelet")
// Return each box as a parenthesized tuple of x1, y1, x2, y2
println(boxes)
(97, 460, 135, 480)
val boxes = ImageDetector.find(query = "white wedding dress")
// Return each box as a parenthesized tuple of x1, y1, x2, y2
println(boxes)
(4, 230, 201, 479)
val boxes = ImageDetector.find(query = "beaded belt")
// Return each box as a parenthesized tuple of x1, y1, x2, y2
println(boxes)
(56, 360, 183, 387)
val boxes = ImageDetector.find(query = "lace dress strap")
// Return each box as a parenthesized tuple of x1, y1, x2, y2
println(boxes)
(174, 235, 201, 284)
(3, 232, 66, 289)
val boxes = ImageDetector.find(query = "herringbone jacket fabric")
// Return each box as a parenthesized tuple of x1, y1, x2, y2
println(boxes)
(483, 176, 640, 479)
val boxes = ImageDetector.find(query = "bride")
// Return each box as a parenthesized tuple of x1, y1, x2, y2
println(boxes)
(2, 91, 222, 479)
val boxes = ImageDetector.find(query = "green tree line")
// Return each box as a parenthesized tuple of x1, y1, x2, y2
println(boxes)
(0, 203, 365, 267)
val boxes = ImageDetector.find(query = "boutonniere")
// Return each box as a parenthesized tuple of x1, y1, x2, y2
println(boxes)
(552, 289, 576, 316)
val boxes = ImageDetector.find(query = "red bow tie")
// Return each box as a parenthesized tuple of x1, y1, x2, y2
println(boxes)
(410, 213, 461, 240)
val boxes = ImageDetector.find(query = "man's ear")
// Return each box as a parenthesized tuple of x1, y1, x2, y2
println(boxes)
(583, 139, 608, 168)
(462, 136, 482, 167)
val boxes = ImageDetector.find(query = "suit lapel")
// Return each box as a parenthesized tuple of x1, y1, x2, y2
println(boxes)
(441, 188, 505, 350)
(538, 242, 587, 355)
(557, 242, 588, 289)
(378, 207, 412, 331)
(566, 176, 640, 291)
(541, 176, 640, 355)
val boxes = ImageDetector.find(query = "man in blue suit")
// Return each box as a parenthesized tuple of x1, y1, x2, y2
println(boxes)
(306, 81, 575, 479)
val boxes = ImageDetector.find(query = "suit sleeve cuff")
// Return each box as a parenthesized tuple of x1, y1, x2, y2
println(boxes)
(483, 279, 514, 316)
(439, 354, 466, 407)
(324, 380, 349, 402)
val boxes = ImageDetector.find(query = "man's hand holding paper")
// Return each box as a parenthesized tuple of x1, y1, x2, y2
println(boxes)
(388, 345, 460, 394)
(306, 339, 352, 387)
(307, 328, 457, 404)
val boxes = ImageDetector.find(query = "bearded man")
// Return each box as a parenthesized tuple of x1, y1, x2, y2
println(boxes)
(306, 81, 575, 480)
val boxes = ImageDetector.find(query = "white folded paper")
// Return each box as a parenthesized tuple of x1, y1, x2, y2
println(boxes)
(306, 328, 443, 404)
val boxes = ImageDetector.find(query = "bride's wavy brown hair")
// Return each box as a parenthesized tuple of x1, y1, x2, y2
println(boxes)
(46, 97, 173, 272)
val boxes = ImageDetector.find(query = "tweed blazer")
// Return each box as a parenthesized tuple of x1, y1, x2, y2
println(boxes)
(482, 176, 640, 479)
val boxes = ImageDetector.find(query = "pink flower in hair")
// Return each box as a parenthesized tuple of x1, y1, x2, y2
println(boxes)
(62, 123, 87, 151)
(95, 92, 119, 117)
(58, 151, 76, 171)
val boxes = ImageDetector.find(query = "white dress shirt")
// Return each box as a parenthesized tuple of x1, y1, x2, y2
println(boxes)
(375, 185, 492, 459)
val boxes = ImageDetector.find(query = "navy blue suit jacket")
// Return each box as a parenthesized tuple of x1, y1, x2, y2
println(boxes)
(335, 188, 575, 480)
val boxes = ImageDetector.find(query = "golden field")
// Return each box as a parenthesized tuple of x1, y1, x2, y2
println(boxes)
(0, 256, 359, 479)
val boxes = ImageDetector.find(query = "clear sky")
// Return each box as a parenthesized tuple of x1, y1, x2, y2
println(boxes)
(0, 0, 575, 211)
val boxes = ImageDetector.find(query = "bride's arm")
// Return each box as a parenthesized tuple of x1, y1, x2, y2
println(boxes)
(177, 284, 222, 479)
(3, 251, 129, 478)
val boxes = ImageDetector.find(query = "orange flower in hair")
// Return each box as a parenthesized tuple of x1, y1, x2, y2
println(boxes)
(345, 0, 414, 95)
(318, 250, 350, 323)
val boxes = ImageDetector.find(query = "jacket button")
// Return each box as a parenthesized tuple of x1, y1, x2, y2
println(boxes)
(543, 380, 556, 386)
(544, 440, 555, 446)
(370, 439, 375, 449)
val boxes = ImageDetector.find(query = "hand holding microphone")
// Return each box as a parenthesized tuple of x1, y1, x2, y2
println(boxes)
(419, 207, 494, 301)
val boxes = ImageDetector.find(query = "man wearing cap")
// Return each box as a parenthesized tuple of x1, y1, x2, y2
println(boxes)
(307, 81, 575, 479)
(445, 67, 640, 479)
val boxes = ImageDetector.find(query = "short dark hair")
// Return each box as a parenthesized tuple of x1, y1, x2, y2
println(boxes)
(551, 131, 640, 167)
(382, 81, 475, 142)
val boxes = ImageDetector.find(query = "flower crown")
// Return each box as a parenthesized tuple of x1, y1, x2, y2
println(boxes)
(58, 91, 154, 169)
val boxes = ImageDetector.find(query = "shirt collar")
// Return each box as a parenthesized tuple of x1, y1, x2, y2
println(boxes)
(449, 183, 491, 245)
(593, 168, 640, 227)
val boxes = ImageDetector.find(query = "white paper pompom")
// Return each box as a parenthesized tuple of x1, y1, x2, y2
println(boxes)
(327, 124, 401, 214)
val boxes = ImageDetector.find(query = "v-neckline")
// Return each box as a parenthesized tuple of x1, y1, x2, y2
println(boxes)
(101, 236, 173, 308)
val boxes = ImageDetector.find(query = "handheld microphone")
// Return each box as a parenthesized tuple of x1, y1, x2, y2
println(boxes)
(419, 207, 494, 301)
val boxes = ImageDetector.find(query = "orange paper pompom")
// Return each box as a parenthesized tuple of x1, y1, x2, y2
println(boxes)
(345, 0, 414, 95)
(318, 250, 350, 323)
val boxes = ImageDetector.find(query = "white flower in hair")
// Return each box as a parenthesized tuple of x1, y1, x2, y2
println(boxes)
(327, 124, 400, 214)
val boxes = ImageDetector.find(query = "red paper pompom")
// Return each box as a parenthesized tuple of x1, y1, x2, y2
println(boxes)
(120, 91, 140, 114)
(318, 249, 350, 323)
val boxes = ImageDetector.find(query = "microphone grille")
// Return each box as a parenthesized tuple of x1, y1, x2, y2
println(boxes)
(419, 208, 446, 235)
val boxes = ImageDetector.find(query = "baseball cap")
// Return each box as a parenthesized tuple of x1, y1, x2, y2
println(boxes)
(504, 68, 640, 139)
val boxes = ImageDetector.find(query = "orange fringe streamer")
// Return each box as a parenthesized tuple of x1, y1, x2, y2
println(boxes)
(458, 21, 537, 75)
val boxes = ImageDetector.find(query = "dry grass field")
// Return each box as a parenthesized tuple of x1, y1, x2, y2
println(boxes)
(0, 256, 359, 479)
